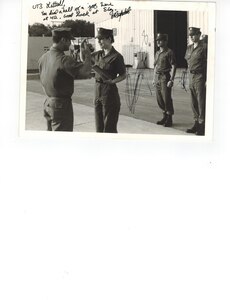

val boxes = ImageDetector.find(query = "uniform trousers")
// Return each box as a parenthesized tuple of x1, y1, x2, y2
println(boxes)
(155, 73, 174, 115)
(44, 97, 74, 131)
(94, 82, 121, 133)
(94, 100, 120, 133)
(189, 73, 206, 124)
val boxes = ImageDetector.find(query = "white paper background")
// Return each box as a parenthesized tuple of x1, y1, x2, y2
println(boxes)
(0, 0, 229, 299)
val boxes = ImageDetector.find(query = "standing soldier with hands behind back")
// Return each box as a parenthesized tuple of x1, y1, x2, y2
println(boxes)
(152, 33, 177, 127)
(185, 27, 207, 136)
(38, 27, 92, 132)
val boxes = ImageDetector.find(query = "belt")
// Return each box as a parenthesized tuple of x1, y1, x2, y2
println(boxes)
(47, 97, 72, 102)
(156, 71, 170, 75)
(47, 96, 71, 101)
(96, 80, 106, 84)
(190, 70, 204, 75)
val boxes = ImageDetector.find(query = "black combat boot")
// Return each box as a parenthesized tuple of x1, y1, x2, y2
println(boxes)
(196, 122, 205, 136)
(186, 121, 198, 133)
(157, 113, 167, 125)
(164, 115, 173, 127)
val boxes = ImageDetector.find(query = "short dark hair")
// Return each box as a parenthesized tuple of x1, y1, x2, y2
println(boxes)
(98, 35, 114, 43)
(52, 36, 70, 43)
(52, 35, 62, 43)
(109, 35, 114, 43)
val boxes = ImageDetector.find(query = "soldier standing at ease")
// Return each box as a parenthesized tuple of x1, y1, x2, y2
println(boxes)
(185, 27, 207, 136)
(152, 33, 177, 127)
(38, 28, 92, 131)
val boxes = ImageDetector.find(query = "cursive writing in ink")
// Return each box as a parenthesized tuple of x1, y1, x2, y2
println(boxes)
(46, 0, 65, 9)
(109, 6, 132, 21)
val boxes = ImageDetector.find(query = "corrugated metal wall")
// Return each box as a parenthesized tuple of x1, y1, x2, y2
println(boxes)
(95, 10, 154, 68)
(188, 10, 209, 36)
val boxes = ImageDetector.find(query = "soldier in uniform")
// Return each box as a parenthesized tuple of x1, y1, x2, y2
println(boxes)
(91, 28, 126, 133)
(152, 33, 177, 127)
(185, 27, 207, 136)
(38, 28, 92, 131)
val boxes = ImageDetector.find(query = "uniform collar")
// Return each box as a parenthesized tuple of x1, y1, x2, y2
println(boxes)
(158, 46, 169, 53)
(50, 45, 64, 53)
(192, 41, 202, 49)
(102, 46, 115, 57)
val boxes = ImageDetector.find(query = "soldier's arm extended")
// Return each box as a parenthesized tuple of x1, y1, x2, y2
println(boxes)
(62, 54, 91, 79)
(62, 40, 92, 79)
(77, 52, 92, 79)
(75, 39, 92, 78)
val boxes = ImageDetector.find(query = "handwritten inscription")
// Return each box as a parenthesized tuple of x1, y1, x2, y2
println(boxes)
(102, 5, 131, 21)
(46, 0, 64, 8)
(32, 0, 131, 22)
(32, 3, 43, 9)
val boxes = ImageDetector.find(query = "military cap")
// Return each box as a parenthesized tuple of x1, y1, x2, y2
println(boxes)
(52, 27, 75, 40)
(156, 33, 168, 41)
(96, 27, 114, 39)
(188, 27, 201, 36)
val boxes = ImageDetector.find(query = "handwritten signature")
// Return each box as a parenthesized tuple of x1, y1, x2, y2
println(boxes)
(105, 6, 131, 21)
(46, 0, 65, 8)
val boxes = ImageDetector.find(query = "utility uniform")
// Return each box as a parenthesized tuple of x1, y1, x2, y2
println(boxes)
(93, 47, 126, 133)
(154, 47, 176, 116)
(38, 28, 83, 131)
(185, 27, 207, 135)
(185, 42, 207, 125)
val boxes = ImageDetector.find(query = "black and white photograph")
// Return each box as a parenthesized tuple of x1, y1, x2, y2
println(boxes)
(2, 1, 230, 300)
(20, 0, 215, 138)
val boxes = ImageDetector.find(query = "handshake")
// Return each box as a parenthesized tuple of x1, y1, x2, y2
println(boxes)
(80, 39, 94, 52)
(80, 39, 94, 61)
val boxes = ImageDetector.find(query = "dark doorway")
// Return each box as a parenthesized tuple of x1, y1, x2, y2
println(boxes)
(154, 10, 187, 68)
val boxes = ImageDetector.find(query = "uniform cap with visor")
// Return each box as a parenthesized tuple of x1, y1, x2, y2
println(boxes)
(188, 27, 201, 36)
(96, 27, 114, 39)
(156, 33, 168, 41)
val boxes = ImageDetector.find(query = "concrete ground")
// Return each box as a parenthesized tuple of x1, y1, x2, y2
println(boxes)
(26, 68, 194, 135)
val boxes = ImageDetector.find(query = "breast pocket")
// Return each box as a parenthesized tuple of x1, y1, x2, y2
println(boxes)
(98, 57, 107, 69)
(160, 56, 167, 64)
